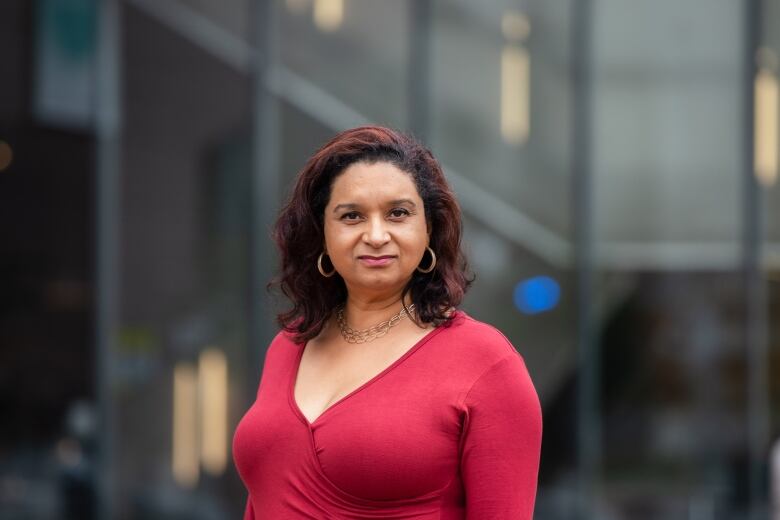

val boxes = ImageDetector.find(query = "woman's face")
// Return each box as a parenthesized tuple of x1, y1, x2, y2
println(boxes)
(323, 161, 429, 298)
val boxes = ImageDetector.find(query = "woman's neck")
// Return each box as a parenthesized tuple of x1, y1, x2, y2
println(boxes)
(342, 292, 413, 330)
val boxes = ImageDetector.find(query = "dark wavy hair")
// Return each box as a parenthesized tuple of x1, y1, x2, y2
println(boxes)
(270, 126, 473, 343)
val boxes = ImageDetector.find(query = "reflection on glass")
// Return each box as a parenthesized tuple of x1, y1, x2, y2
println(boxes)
(314, 0, 344, 32)
(513, 275, 560, 315)
(286, 0, 310, 15)
(501, 10, 531, 41)
(500, 10, 531, 147)
(199, 348, 228, 476)
(755, 47, 779, 187)
(501, 44, 530, 145)
(173, 363, 199, 488)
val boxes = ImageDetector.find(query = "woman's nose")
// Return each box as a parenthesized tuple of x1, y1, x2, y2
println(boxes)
(363, 217, 390, 246)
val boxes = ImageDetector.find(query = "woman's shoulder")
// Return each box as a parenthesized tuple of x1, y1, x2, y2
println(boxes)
(261, 328, 303, 359)
(436, 309, 522, 364)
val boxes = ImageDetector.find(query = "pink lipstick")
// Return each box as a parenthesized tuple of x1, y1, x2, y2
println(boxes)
(358, 255, 395, 267)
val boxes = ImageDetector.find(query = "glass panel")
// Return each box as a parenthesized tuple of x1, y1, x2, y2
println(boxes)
(277, 0, 411, 130)
(431, 0, 574, 238)
(177, 0, 252, 43)
(114, 3, 252, 517)
(593, 0, 742, 248)
(279, 99, 336, 187)
(0, 1, 99, 518)
(591, 1, 748, 517)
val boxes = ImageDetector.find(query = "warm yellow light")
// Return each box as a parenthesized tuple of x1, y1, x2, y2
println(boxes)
(0, 141, 13, 171)
(755, 66, 779, 187)
(285, 0, 308, 14)
(502, 10, 531, 42)
(501, 45, 530, 145)
(313, 0, 343, 32)
(173, 363, 199, 488)
(199, 348, 228, 476)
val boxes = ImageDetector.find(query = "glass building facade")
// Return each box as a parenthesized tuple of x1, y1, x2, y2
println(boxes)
(1, 0, 779, 518)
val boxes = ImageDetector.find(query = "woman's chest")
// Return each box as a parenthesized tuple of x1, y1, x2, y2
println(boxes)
(293, 327, 436, 426)
(309, 379, 465, 500)
(240, 352, 467, 502)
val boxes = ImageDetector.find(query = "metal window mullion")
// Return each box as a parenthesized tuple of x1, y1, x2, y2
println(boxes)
(248, 0, 281, 398)
(95, 0, 122, 517)
(408, 0, 432, 142)
(571, 0, 599, 518)
(744, 1, 770, 519)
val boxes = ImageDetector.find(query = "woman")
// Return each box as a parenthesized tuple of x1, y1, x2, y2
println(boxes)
(232, 126, 542, 519)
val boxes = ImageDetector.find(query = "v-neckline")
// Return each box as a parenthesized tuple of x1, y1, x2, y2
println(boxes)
(288, 312, 459, 428)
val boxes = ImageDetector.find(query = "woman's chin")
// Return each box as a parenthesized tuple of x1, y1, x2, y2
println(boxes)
(346, 272, 409, 291)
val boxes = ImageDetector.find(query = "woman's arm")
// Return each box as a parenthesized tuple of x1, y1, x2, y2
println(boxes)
(460, 353, 543, 519)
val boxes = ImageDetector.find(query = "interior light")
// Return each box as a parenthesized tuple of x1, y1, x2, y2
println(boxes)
(173, 363, 199, 488)
(199, 348, 228, 476)
(755, 47, 779, 187)
(313, 0, 343, 32)
(501, 45, 530, 145)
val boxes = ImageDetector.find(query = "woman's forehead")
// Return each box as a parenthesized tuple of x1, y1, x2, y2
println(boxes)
(328, 162, 421, 204)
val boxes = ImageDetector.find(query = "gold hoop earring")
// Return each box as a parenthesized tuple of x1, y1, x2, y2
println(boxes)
(317, 252, 336, 277)
(416, 246, 436, 273)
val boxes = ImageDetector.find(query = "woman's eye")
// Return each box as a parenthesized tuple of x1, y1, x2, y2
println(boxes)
(389, 208, 410, 218)
(341, 211, 360, 220)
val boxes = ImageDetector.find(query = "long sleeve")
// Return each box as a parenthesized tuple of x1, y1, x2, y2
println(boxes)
(242, 497, 255, 520)
(460, 353, 543, 519)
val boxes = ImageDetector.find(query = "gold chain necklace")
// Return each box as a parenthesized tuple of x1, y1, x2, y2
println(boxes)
(336, 304, 415, 344)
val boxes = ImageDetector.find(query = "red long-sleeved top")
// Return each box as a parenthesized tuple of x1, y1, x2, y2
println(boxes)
(232, 310, 542, 519)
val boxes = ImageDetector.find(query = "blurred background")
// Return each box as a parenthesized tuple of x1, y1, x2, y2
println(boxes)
(1, 0, 779, 518)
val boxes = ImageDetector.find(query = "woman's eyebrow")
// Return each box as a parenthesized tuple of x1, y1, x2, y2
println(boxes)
(389, 198, 417, 207)
(332, 199, 417, 213)
(332, 203, 358, 213)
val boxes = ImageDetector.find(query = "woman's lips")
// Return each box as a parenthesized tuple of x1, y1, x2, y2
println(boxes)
(358, 255, 395, 267)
